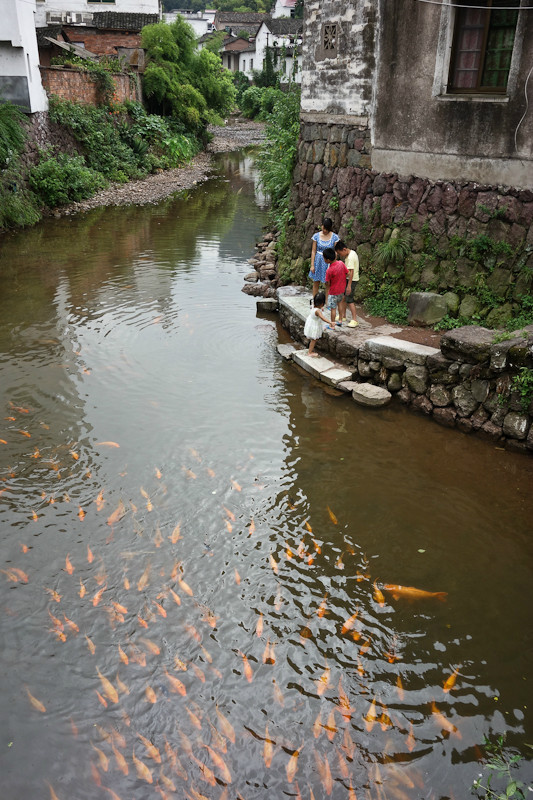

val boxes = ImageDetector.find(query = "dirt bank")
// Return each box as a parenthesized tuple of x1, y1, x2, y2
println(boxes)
(50, 119, 265, 218)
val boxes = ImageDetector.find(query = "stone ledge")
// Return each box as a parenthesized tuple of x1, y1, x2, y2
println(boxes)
(292, 351, 353, 386)
(360, 335, 440, 365)
(352, 384, 392, 407)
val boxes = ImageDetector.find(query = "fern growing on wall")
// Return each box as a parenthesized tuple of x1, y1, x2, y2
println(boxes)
(374, 227, 412, 267)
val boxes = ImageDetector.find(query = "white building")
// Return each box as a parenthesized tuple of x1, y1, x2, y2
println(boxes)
(253, 18, 302, 83)
(34, 0, 161, 28)
(271, 0, 297, 19)
(164, 8, 215, 37)
(0, 0, 48, 111)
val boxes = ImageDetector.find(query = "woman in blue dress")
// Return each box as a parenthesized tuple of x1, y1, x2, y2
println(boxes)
(309, 217, 339, 299)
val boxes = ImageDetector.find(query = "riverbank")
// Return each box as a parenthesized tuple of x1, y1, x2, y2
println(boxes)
(43, 119, 266, 219)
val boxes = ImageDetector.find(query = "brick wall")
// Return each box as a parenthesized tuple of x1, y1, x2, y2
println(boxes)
(40, 66, 140, 105)
(64, 27, 142, 56)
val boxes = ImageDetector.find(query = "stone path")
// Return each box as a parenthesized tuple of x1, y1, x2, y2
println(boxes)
(270, 287, 441, 407)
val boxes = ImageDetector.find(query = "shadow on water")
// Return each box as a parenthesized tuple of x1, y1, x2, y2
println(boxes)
(0, 151, 531, 800)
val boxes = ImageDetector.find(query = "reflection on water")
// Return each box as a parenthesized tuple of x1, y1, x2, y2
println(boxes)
(0, 151, 532, 800)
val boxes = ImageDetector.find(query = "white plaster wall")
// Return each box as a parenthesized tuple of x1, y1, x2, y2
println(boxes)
(34, 0, 160, 28)
(1, 0, 48, 112)
(272, 0, 296, 19)
(300, 0, 375, 117)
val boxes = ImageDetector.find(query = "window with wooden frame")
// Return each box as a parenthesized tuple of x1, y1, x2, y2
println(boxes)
(448, 0, 519, 93)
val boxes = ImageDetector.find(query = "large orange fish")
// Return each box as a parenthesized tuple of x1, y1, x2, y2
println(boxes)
(25, 687, 46, 713)
(204, 744, 232, 783)
(363, 697, 378, 732)
(132, 751, 153, 783)
(92, 584, 107, 607)
(241, 652, 253, 683)
(314, 750, 333, 795)
(107, 500, 126, 527)
(137, 565, 151, 592)
(443, 666, 461, 693)
(145, 686, 157, 704)
(326, 506, 338, 525)
(373, 581, 385, 607)
(286, 745, 302, 783)
(215, 706, 235, 743)
(431, 701, 462, 738)
(137, 733, 161, 763)
(383, 584, 448, 602)
(316, 663, 330, 696)
(341, 610, 358, 635)
(96, 667, 118, 704)
(115, 673, 130, 697)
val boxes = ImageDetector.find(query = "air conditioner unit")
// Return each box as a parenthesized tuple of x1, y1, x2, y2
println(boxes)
(46, 11, 63, 23)
(66, 12, 84, 24)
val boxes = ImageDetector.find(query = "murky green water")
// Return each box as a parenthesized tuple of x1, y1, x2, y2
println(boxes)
(0, 152, 532, 800)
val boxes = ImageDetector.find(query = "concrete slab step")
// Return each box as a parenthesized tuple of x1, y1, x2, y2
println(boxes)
(277, 343, 297, 360)
(257, 298, 278, 311)
(292, 351, 354, 386)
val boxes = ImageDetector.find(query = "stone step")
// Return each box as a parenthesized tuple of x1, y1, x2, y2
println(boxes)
(256, 298, 278, 312)
(352, 383, 392, 407)
(292, 350, 354, 386)
(277, 343, 297, 360)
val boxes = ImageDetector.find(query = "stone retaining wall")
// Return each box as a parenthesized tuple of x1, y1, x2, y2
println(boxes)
(279, 296, 533, 454)
(281, 119, 533, 329)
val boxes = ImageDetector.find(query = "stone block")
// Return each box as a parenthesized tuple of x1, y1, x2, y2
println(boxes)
(357, 359, 373, 377)
(292, 351, 333, 378)
(502, 412, 529, 440)
(404, 364, 429, 394)
(362, 335, 439, 366)
(452, 385, 479, 416)
(256, 298, 278, 312)
(429, 385, 451, 407)
(427, 352, 453, 373)
(443, 292, 460, 314)
(321, 366, 355, 387)
(411, 394, 433, 414)
(433, 407, 457, 427)
(244, 271, 259, 282)
(397, 387, 413, 404)
(456, 257, 477, 288)
(382, 356, 405, 370)
(456, 417, 473, 434)
(471, 379, 490, 403)
(471, 406, 489, 430)
(479, 420, 503, 442)
(335, 334, 359, 362)
(407, 292, 448, 326)
(352, 384, 392, 407)
(441, 326, 495, 363)
(277, 344, 297, 360)
(337, 380, 359, 393)
(388, 372, 403, 392)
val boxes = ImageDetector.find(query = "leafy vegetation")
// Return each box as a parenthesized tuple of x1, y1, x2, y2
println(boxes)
(141, 18, 235, 137)
(510, 367, 533, 412)
(0, 102, 28, 168)
(29, 153, 106, 207)
(471, 734, 528, 800)
(364, 283, 409, 324)
(374, 227, 411, 267)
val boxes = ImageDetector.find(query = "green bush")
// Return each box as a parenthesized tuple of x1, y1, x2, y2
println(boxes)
(29, 153, 107, 207)
(239, 86, 264, 119)
(0, 159, 40, 230)
(232, 71, 250, 106)
(364, 285, 409, 325)
(0, 102, 27, 168)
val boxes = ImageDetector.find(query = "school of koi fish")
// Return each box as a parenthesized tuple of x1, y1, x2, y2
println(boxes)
(0, 403, 483, 800)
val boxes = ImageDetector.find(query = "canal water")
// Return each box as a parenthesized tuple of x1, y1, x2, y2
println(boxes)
(0, 151, 532, 800)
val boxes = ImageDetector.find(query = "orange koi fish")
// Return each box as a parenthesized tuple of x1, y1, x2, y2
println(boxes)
(184, 622, 201, 642)
(153, 601, 167, 618)
(79, 579, 86, 598)
(96, 441, 120, 448)
(256, 612, 264, 637)
(231, 480, 242, 492)
(314, 750, 333, 796)
(396, 674, 405, 700)
(85, 635, 96, 655)
(431, 701, 462, 738)
(112, 743, 128, 776)
(234, 568, 241, 585)
(313, 709, 323, 739)
(87, 545, 94, 563)
(169, 523, 182, 544)
(190, 663, 205, 683)
(92, 584, 107, 607)
(225, 520, 233, 533)
(25, 687, 46, 713)
(326, 506, 338, 525)
(169, 588, 181, 606)
(145, 686, 157, 704)
(443, 665, 461, 693)
(95, 690, 107, 708)
(137, 733, 161, 763)
(70, 450, 79, 461)
(137, 565, 151, 592)
(341, 610, 359, 635)
(248, 518, 255, 536)
(78, 506, 86, 521)
(165, 668, 187, 696)
(406, 721, 416, 752)
(373, 581, 385, 607)
(63, 614, 79, 634)
(186, 705, 202, 730)
(343, 726, 355, 760)
(107, 500, 126, 527)
(383, 584, 448, 602)
(207, 467, 216, 478)
(359, 637, 371, 654)
(178, 576, 193, 596)
(9, 567, 29, 583)
(241, 652, 253, 683)
(95, 490, 105, 511)
(183, 468, 196, 480)
(18, 430, 31, 438)
(92, 744, 109, 772)
(64, 554, 74, 575)
(159, 769, 177, 793)
(269, 554, 278, 573)
(115, 672, 130, 697)
(223, 506, 235, 522)
(215, 705, 236, 744)
(47, 783, 61, 800)
(140, 637, 160, 656)
(132, 751, 153, 783)
(48, 609, 63, 630)
(286, 745, 302, 783)
(337, 677, 353, 721)
(317, 594, 329, 618)
(337, 749, 350, 780)
(111, 601, 127, 616)
(154, 527, 163, 547)
(96, 666, 117, 703)
(264, 724, 274, 768)
(364, 697, 378, 732)
(324, 708, 337, 742)
(316, 663, 331, 696)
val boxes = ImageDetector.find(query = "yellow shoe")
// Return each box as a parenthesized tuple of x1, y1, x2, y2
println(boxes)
(348, 320, 359, 327)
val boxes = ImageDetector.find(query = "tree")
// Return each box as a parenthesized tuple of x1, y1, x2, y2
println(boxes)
(294, 0, 304, 19)
(141, 18, 236, 133)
